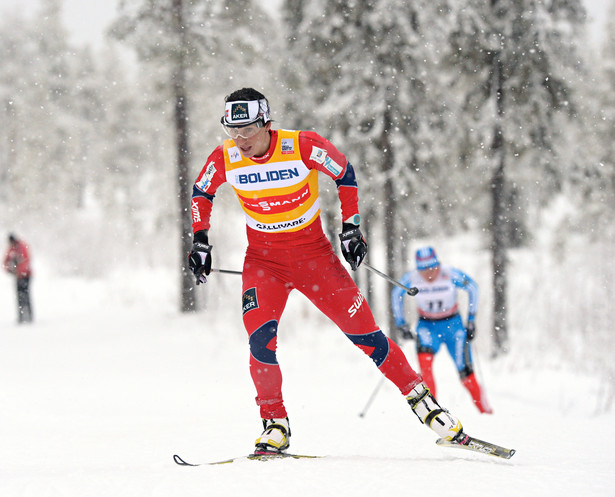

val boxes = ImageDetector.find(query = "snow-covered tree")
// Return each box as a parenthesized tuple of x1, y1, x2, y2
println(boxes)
(284, 0, 460, 337)
(444, 0, 587, 355)
(0, 0, 89, 213)
(110, 0, 279, 312)
(595, 0, 615, 226)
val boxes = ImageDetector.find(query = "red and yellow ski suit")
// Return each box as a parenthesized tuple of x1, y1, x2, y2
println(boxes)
(192, 129, 421, 418)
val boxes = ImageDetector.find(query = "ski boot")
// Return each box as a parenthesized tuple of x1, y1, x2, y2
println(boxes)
(406, 383, 464, 442)
(254, 417, 291, 454)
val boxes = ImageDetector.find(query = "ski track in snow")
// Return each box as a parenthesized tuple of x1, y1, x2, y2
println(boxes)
(0, 269, 613, 497)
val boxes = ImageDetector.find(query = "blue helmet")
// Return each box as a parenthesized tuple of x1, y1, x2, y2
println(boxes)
(415, 246, 439, 270)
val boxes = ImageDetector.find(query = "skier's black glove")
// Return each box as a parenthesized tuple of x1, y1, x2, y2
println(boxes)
(187, 230, 212, 285)
(466, 318, 476, 341)
(398, 324, 415, 340)
(339, 223, 367, 271)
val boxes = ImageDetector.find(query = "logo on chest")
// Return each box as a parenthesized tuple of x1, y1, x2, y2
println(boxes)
(239, 183, 311, 214)
(235, 167, 300, 185)
(228, 146, 242, 164)
(281, 138, 295, 154)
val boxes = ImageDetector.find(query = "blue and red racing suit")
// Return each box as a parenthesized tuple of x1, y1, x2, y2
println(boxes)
(391, 265, 492, 413)
(392, 265, 478, 376)
(192, 129, 421, 418)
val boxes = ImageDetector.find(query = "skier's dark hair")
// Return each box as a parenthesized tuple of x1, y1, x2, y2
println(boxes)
(225, 88, 267, 103)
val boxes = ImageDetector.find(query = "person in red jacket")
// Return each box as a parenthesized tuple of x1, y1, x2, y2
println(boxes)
(3, 233, 33, 323)
(187, 87, 466, 455)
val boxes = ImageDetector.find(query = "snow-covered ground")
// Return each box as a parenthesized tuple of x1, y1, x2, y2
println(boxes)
(1, 262, 613, 497)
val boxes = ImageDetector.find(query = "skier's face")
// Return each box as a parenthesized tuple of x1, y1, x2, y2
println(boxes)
(232, 122, 272, 158)
(419, 265, 440, 282)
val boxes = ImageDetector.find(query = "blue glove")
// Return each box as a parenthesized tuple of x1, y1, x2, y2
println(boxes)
(187, 230, 212, 285)
(339, 223, 367, 271)
(466, 315, 476, 341)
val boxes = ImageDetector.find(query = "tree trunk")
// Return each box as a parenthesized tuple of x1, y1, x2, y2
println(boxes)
(490, 53, 509, 355)
(363, 208, 374, 307)
(491, 153, 508, 354)
(172, 0, 196, 313)
(381, 92, 399, 342)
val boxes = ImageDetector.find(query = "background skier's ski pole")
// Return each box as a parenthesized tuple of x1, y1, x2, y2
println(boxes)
(358, 376, 386, 418)
(356, 263, 417, 417)
(362, 262, 419, 296)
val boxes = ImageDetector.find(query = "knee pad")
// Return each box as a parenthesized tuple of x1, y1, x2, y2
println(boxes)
(249, 320, 279, 365)
(345, 329, 389, 367)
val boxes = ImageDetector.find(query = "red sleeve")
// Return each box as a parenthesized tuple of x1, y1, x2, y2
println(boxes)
(298, 131, 348, 180)
(191, 146, 227, 233)
(298, 131, 360, 225)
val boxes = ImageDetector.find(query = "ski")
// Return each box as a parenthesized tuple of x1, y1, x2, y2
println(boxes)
(436, 433, 516, 459)
(173, 452, 321, 466)
(174, 432, 515, 466)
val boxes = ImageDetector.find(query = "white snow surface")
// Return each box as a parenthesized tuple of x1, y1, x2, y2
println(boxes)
(1, 264, 613, 497)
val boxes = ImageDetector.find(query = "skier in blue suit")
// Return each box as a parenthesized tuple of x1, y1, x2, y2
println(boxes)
(392, 246, 492, 414)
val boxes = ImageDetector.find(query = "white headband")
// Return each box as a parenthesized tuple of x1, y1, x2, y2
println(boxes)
(222, 98, 270, 126)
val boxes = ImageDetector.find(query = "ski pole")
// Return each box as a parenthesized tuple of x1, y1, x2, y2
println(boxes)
(362, 262, 419, 296)
(470, 335, 488, 396)
(358, 376, 386, 418)
(212, 268, 242, 275)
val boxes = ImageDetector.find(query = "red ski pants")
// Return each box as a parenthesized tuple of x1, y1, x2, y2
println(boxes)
(241, 226, 420, 418)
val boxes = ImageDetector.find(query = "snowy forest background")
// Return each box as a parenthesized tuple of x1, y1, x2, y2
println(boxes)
(1, 0, 613, 411)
